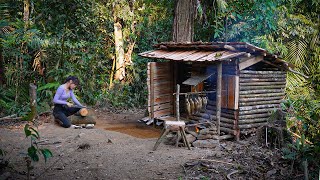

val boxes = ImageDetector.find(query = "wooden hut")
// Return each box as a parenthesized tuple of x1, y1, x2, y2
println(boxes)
(139, 42, 292, 140)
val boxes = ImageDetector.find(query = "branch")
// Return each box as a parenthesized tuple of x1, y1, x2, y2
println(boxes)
(288, 67, 309, 79)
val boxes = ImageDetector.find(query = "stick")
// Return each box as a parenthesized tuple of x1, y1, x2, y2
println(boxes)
(303, 160, 309, 180)
(195, 159, 239, 166)
(287, 130, 313, 145)
(0, 116, 23, 121)
(227, 170, 239, 180)
(0, 114, 17, 120)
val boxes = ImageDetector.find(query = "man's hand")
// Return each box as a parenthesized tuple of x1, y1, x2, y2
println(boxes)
(67, 102, 73, 107)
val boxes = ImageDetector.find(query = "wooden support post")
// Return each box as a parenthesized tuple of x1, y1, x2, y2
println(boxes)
(180, 126, 191, 150)
(176, 84, 180, 121)
(153, 128, 170, 151)
(216, 62, 222, 135)
(150, 63, 155, 127)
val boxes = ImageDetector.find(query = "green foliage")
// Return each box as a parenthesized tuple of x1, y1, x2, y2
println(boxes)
(24, 124, 53, 162)
(0, 149, 5, 157)
(281, 96, 320, 177)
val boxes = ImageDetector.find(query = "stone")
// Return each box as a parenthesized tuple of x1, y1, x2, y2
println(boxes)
(192, 139, 219, 148)
(197, 134, 213, 140)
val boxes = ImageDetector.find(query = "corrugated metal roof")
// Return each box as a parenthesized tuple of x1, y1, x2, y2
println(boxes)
(139, 50, 247, 62)
(138, 42, 294, 69)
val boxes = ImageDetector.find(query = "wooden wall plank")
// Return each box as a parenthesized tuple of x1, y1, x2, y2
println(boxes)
(147, 62, 174, 119)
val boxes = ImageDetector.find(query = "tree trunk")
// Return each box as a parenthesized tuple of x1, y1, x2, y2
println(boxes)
(0, 48, 4, 85)
(23, 0, 30, 29)
(28, 84, 37, 121)
(172, 0, 196, 42)
(113, 19, 125, 81)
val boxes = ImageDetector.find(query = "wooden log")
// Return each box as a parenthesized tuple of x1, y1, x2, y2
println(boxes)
(215, 117, 235, 124)
(79, 108, 89, 117)
(239, 108, 277, 115)
(70, 115, 96, 125)
(238, 118, 268, 124)
(176, 84, 180, 121)
(240, 85, 285, 90)
(239, 104, 280, 111)
(200, 110, 236, 119)
(240, 70, 286, 75)
(220, 122, 235, 128)
(240, 92, 285, 98)
(196, 110, 235, 119)
(239, 74, 286, 78)
(220, 127, 236, 135)
(239, 78, 286, 82)
(150, 63, 155, 121)
(239, 113, 270, 120)
(238, 122, 267, 129)
(240, 96, 283, 102)
(239, 89, 284, 95)
(240, 81, 286, 86)
(216, 62, 222, 135)
(239, 100, 282, 106)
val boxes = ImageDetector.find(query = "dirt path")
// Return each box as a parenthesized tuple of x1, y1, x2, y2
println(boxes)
(0, 109, 215, 180)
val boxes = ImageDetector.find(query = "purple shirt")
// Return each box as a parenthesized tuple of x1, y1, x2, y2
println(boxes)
(53, 85, 82, 106)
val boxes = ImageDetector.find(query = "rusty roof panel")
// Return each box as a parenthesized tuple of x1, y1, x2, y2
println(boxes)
(182, 51, 213, 61)
(139, 50, 247, 62)
(199, 51, 229, 61)
(166, 50, 198, 60)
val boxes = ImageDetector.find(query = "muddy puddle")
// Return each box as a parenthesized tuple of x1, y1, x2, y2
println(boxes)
(100, 122, 162, 139)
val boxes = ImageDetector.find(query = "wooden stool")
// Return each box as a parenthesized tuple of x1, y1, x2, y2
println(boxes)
(153, 121, 191, 151)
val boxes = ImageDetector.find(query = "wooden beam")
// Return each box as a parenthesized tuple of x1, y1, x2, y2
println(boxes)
(239, 56, 263, 70)
(176, 84, 180, 121)
(216, 62, 222, 135)
(149, 63, 155, 126)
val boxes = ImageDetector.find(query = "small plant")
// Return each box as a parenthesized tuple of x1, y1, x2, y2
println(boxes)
(24, 124, 53, 180)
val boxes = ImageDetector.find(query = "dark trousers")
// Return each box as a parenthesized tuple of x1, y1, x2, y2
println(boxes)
(53, 104, 81, 128)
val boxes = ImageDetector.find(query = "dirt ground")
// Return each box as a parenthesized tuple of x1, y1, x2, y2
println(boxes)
(0, 108, 293, 180)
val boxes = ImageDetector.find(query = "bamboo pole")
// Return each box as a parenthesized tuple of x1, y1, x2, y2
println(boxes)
(216, 62, 222, 135)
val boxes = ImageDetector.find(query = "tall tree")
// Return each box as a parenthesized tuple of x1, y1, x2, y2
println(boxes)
(112, 0, 135, 82)
(172, 0, 196, 42)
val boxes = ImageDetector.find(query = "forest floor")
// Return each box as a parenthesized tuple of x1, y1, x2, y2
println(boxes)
(0, 107, 295, 180)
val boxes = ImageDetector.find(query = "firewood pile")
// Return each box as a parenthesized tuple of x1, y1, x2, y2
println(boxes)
(165, 121, 220, 148)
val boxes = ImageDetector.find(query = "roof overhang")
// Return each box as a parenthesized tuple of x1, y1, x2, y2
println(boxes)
(139, 41, 294, 69)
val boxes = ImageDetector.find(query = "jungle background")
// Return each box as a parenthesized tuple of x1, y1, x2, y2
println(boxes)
(0, 0, 319, 178)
